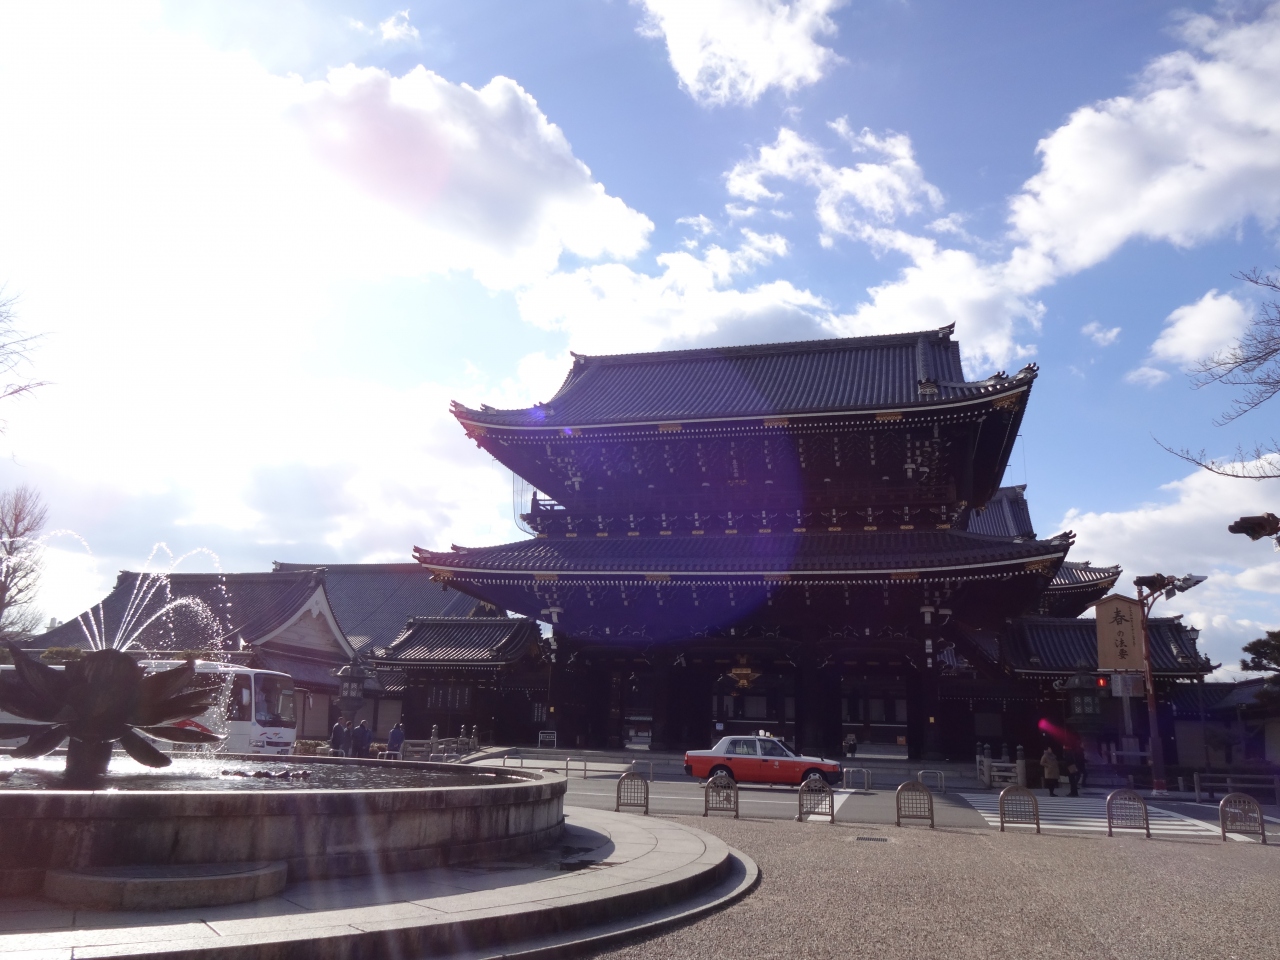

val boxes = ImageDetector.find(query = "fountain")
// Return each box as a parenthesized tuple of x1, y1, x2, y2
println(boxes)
(0, 642, 222, 781)
(0, 640, 565, 909)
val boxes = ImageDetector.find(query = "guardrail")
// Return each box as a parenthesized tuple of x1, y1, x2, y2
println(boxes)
(494, 754, 660, 782)
(1194, 772, 1280, 804)
(704, 772, 739, 819)
(1106, 789, 1150, 839)
(842, 767, 872, 791)
(616, 772, 650, 815)
(1220, 793, 1268, 843)
(796, 778, 835, 824)
(998, 785, 1040, 834)
(895, 781, 934, 829)
(917, 769, 946, 793)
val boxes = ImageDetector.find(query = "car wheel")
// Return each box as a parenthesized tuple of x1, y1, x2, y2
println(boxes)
(709, 765, 734, 782)
(802, 769, 825, 784)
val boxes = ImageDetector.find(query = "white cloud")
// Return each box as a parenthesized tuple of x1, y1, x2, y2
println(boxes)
(732, 6, 1280, 370)
(1150, 289, 1250, 367)
(1007, 6, 1280, 287)
(636, 0, 845, 106)
(0, 3, 658, 617)
(1061, 462, 1280, 676)
(831, 235, 1043, 369)
(676, 214, 717, 235)
(379, 10, 419, 43)
(727, 124, 943, 245)
(517, 229, 832, 355)
(293, 64, 653, 288)
(1124, 365, 1170, 387)
(1081, 321, 1120, 346)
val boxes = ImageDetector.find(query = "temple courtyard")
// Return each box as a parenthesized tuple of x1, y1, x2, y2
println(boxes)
(2, 773, 1274, 960)
(597, 811, 1277, 960)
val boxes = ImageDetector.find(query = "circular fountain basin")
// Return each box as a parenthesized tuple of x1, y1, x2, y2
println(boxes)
(0, 754, 566, 900)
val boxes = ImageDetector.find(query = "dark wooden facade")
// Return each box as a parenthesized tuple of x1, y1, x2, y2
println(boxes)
(415, 327, 1206, 759)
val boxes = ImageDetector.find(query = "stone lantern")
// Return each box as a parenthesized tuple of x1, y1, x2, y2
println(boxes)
(335, 661, 369, 720)
(1062, 668, 1106, 734)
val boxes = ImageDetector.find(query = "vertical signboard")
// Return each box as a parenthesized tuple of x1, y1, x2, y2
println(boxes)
(1095, 595, 1145, 670)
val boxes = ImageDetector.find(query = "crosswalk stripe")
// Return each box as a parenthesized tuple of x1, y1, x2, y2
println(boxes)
(958, 793, 1222, 837)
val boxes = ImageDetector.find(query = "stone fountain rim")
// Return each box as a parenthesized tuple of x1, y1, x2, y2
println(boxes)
(0, 754, 567, 815)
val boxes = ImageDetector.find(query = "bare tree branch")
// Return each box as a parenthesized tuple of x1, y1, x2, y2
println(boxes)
(1190, 267, 1280, 423)
(0, 287, 47, 420)
(1155, 437, 1280, 480)
(0, 484, 48, 640)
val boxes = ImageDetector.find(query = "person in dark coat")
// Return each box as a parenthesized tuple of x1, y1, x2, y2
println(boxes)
(387, 722, 405, 756)
(352, 720, 373, 758)
(330, 719, 347, 756)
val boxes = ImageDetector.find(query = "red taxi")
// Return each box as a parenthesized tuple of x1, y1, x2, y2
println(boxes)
(684, 736, 841, 786)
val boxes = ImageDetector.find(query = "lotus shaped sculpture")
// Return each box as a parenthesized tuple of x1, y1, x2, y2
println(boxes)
(0, 642, 222, 780)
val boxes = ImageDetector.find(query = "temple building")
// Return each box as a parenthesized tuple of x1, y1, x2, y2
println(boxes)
(414, 325, 1210, 761)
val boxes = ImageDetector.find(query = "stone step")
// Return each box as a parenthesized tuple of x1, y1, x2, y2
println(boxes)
(43, 861, 287, 911)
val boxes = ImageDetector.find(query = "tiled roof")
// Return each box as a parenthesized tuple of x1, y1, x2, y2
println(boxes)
(1050, 561, 1122, 590)
(34, 570, 324, 652)
(964, 485, 1036, 539)
(1167, 682, 1237, 716)
(271, 562, 502, 651)
(414, 529, 1070, 577)
(380, 617, 539, 666)
(1037, 561, 1123, 618)
(1206, 678, 1274, 712)
(452, 326, 1037, 428)
(1005, 616, 1204, 674)
(253, 650, 346, 691)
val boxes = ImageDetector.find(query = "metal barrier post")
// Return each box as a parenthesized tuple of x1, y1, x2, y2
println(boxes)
(997, 785, 1040, 834)
(1219, 792, 1268, 843)
(704, 772, 739, 819)
(615, 772, 650, 815)
(918, 769, 946, 793)
(583, 759, 588, 780)
(895, 781, 935, 828)
(796, 777, 836, 824)
(1106, 789, 1150, 839)
(843, 767, 871, 791)
(1194, 772, 1202, 803)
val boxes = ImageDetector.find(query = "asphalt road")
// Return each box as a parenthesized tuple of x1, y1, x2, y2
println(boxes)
(562, 775, 989, 827)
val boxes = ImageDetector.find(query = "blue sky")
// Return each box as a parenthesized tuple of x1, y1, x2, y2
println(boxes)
(0, 1, 1278, 676)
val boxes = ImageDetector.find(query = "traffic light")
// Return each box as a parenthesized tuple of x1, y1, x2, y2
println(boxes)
(1228, 513, 1280, 541)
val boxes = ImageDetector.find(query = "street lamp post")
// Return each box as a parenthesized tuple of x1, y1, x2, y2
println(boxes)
(1131, 573, 1206, 794)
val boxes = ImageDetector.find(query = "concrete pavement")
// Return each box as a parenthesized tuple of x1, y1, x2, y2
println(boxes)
(592, 813, 1280, 960)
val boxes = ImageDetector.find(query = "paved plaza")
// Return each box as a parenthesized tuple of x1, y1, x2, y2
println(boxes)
(595, 811, 1279, 960)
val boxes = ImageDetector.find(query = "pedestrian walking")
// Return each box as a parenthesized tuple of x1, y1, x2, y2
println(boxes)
(1040, 747, 1060, 797)
(353, 720, 373, 758)
(341, 718, 354, 757)
(1076, 750, 1089, 790)
(387, 722, 405, 757)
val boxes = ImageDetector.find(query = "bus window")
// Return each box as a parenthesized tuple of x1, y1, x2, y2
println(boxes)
(227, 675, 252, 722)
(254, 674, 296, 729)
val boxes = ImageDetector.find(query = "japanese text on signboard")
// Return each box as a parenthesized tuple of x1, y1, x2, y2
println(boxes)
(1095, 595, 1145, 671)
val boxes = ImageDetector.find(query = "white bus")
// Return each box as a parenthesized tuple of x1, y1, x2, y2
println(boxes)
(1, 660, 297, 757)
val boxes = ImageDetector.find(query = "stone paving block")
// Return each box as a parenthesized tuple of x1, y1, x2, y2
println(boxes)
(2, 949, 72, 960)
(68, 923, 363, 959)
(0, 909, 76, 934)
(207, 899, 436, 937)
(0, 921, 216, 953)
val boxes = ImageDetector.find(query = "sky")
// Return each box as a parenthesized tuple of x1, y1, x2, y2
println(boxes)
(0, 0, 1278, 678)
